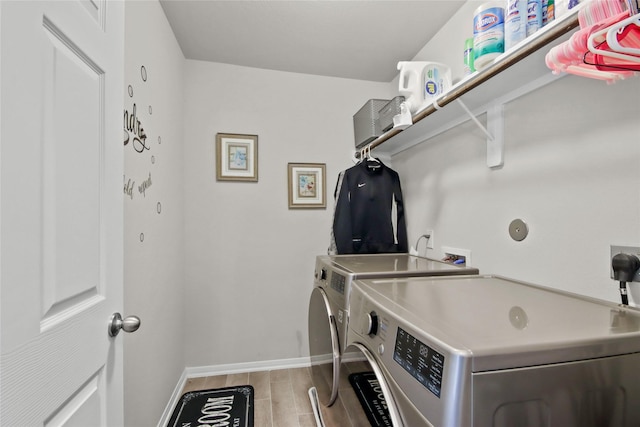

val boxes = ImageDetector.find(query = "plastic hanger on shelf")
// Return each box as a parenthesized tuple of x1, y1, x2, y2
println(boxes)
(583, 14, 640, 72)
(583, 37, 640, 72)
(584, 49, 639, 72)
(568, 64, 626, 81)
(578, 0, 628, 27)
(545, 25, 632, 82)
(588, 14, 640, 64)
(545, 9, 640, 81)
(545, 16, 617, 70)
(606, 12, 640, 55)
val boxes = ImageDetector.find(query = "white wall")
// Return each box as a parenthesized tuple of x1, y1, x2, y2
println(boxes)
(124, 2, 185, 426)
(182, 60, 392, 367)
(390, 2, 640, 304)
(396, 75, 640, 302)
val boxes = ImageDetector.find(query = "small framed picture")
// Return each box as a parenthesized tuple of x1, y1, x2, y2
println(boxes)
(288, 163, 326, 209)
(216, 133, 258, 181)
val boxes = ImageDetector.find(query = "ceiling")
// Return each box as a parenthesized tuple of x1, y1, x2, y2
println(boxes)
(159, 0, 465, 82)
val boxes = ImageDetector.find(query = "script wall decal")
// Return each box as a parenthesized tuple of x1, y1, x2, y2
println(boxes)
(124, 65, 163, 244)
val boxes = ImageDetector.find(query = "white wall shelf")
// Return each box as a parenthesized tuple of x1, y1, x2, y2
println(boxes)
(365, 7, 581, 168)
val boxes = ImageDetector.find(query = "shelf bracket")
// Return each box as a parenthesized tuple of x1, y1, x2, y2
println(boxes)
(456, 99, 504, 168)
(486, 104, 504, 168)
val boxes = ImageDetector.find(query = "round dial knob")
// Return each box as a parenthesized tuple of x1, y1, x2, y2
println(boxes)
(365, 311, 379, 336)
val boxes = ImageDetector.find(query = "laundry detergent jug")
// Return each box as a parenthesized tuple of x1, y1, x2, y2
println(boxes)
(397, 61, 452, 113)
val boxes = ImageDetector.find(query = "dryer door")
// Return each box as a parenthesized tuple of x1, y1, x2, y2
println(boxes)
(308, 287, 340, 406)
(344, 342, 404, 427)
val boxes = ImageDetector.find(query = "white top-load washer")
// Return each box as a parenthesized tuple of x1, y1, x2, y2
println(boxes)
(347, 274, 640, 426)
(308, 254, 479, 408)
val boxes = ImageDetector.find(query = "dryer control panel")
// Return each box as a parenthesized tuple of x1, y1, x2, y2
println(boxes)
(393, 327, 445, 398)
(330, 272, 346, 295)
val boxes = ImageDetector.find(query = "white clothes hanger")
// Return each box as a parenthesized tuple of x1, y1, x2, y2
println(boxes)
(588, 17, 640, 63)
(359, 145, 379, 163)
(606, 12, 640, 55)
(352, 145, 382, 165)
(366, 145, 380, 163)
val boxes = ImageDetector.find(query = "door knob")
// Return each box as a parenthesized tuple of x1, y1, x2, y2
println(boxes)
(108, 312, 141, 337)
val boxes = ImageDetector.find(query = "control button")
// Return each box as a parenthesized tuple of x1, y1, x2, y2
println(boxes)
(365, 311, 378, 336)
(378, 343, 385, 355)
(320, 268, 327, 281)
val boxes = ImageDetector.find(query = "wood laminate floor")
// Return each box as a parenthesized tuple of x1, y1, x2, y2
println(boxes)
(181, 362, 373, 427)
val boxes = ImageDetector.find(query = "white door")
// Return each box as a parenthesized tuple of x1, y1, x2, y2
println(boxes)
(0, 1, 126, 426)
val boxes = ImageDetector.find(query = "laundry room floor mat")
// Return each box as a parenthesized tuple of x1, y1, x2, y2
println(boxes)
(167, 385, 254, 427)
(348, 372, 392, 427)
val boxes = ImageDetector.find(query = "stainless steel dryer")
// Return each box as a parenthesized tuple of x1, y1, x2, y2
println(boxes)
(348, 275, 640, 427)
(307, 254, 479, 409)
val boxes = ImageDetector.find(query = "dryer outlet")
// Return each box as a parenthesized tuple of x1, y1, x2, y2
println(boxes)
(610, 245, 640, 282)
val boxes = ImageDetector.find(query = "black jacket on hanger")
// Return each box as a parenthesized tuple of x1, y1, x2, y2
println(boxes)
(332, 159, 408, 254)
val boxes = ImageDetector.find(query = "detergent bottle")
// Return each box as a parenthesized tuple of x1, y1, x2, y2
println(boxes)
(397, 61, 452, 114)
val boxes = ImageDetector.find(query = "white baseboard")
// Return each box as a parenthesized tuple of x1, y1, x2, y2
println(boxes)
(157, 369, 188, 427)
(157, 356, 311, 427)
(185, 356, 312, 378)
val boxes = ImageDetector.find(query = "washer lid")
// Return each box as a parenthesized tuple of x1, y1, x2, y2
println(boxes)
(318, 254, 478, 279)
(356, 275, 640, 371)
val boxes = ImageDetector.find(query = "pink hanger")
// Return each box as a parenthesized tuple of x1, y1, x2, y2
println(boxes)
(545, 8, 639, 82)
(606, 12, 640, 55)
(587, 13, 640, 64)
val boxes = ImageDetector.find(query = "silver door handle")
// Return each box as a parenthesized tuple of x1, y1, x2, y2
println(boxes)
(108, 313, 141, 337)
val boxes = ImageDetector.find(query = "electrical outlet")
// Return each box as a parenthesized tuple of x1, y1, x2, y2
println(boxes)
(610, 245, 640, 282)
(425, 230, 434, 249)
